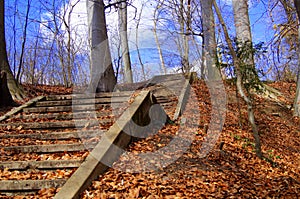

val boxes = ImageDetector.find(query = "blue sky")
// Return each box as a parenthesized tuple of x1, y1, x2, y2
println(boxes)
(4, 0, 281, 83)
(249, 1, 275, 43)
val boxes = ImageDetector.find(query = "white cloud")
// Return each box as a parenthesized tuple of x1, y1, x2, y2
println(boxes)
(40, 0, 199, 80)
(40, 0, 177, 53)
(39, 0, 88, 53)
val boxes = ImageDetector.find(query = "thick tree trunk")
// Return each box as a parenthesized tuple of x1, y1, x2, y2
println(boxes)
(86, 0, 116, 93)
(232, 0, 253, 43)
(0, 71, 13, 107)
(201, 0, 218, 80)
(118, 1, 133, 83)
(0, 0, 26, 101)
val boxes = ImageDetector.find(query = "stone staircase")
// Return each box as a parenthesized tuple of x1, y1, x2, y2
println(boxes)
(0, 73, 194, 198)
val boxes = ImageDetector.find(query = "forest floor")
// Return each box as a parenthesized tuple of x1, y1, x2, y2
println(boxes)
(1, 80, 300, 198)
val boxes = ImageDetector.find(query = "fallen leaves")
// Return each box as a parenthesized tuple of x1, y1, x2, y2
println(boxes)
(1, 81, 300, 198)
(0, 168, 75, 180)
(81, 80, 300, 198)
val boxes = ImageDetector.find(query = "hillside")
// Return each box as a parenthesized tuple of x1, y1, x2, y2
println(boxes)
(77, 80, 300, 198)
(0, 80, 299, 198)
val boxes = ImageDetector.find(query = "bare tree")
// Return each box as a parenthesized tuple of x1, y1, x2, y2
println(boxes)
(153, 0, 193, 73)
(176, 0, 190, 72)
(63, 0, 81, 87)
(87, 0, 116, 92)
(135, 1, 146, 80)
(118, 1, 133, 83)
(214, 0, 262, 158)
(233, 0, 262, 159)
(153, 0, 167, 74)
(16, 0, 31, 83)
(268, 0, 298, 81)
(201, 0, 218, 80)
(179, 0, 190, 72)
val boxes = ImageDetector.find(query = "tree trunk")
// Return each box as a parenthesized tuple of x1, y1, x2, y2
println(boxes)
(0, 71, 13, 107)
(232, 0, 262, 159)
(118, 1, 133, 83)
(86, 0, 116, 93)
(179, 0, 189, 73)
(153, 1, 167, 75)
(232, 0, 253, 43)
(201, 0, 218, 80)
(135, 2, 146, 80)
(0, 0, 26, 101)
(16, 0, 30, 83)
(184, 0, 191, 73)
(214, 0, 262, 159)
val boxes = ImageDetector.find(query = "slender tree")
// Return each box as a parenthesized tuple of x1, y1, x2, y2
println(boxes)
(135, 1, 146, 80)
(153, 0, 167, 74)
(86, 0, 116, 92)
(16, 0, 31, 83)
(0, 0, 26, 101)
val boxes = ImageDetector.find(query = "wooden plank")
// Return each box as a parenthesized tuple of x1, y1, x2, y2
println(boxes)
(0, 119, 112, 129)
(54, 90, 168, 199)
(22, 102, 127, 113)
(0, 179, 66, 191)
(13, 111, 113, 120)
(46, 91, 133, 101)
(0, 160, 82, 170)
(36, 96, 130, 107)
(0, 130, 104, 140)
(3, 143, 95, 153)
(22, 104, 99, 113)
(23, 106, 73, 113)
(0, 191, 37, 196)
(0, 96, 45, 122)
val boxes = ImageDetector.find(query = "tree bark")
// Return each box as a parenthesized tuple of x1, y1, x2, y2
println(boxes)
(0, 71, 13, 107)
(201, 0, 218, 80)
(16, 0, 30, 83)
(232, 0, 253, 43)
(179, 0, 190, 73)
(86, 0, 116, 93)
(153, 1, 167, 75)
(135, 2, 146, 80)
(0, 0, 26, 101)
(118, 1, 133, 83)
